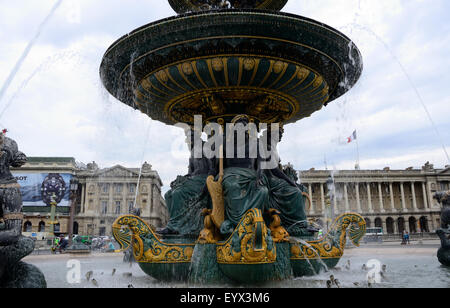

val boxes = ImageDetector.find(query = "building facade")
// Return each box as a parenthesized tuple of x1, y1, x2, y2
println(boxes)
(75, 161, 167, 236)
(12, 158, 167, 238)
(299, 162, 449, 235)
(12, 157, 78, 239)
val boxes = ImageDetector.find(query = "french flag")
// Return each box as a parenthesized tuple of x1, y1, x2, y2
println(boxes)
(347, 130, 357, 143)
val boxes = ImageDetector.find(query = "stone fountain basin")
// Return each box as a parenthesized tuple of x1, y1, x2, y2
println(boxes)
(100, 9, 363, 126)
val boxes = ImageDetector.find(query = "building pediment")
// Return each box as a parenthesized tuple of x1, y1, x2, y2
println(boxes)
(97, 165, 139, 178)
(437, 166, 450, 175)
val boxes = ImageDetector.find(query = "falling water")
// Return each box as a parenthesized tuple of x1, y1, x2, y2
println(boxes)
(0, 49, 81, 120)
(297, 239, 329, 273)
(341, 22, 450, 165)
(0, 0, 64, 106)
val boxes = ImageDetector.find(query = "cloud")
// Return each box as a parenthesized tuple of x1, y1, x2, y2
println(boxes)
(0, 0, 449, 193)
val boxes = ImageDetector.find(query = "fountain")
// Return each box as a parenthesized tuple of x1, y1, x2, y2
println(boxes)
(434, 191, 450, 267)
(100, 0, 366, 284)
(0, 132, 47, 288)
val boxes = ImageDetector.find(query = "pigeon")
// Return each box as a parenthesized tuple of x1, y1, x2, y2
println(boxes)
(85, 271, 93, 281)
(91, 279, 98, 287)
(329, 275, 335, 284)
(345, 260, 351, 270)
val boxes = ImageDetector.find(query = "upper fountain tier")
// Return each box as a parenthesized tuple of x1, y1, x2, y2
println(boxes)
(100, 8, 362, 126)
(168, 0, 288, 14)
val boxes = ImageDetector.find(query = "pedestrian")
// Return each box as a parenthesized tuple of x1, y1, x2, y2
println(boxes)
(405, 231, 410, 244)
(59, 235, 68, 253)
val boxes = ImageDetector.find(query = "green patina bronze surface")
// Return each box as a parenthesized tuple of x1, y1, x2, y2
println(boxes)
(112, 211, 366, 284)
(104, 0, 365, 285)
(165, 174, 209, 235)
(168, 0, 288, 14)
(100, 9, 362, 126)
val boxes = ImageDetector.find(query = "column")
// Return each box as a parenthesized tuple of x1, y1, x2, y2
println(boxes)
(422, 182, 429, 209)
(367, 182, 374, 213)
(400, 182, 406, 212)
(308, 184, 315, 214)
(411, 182, 418, 211)
(344, 183, 350, 212)
(333, 184, 339, 215)
(320, 183, 325, 213)
(378, 182, 385, 213)
(389, 182, 396, 212)
(355, 183, 362, 213)
(427, 182, 435, 208)
(80, 183, 86, 214)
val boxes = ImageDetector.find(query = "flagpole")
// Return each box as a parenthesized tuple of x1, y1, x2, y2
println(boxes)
(355, 134, 360, 170)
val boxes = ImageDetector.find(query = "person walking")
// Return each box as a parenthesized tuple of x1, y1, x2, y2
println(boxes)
(405, 231, 410, 244)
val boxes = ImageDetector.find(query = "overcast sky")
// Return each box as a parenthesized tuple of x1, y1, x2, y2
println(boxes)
(1, 0, 449, 192)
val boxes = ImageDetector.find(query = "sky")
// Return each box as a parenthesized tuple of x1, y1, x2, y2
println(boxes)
(0, 0, 449, 193)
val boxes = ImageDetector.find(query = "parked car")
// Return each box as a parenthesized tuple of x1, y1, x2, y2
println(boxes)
(73, 235, 93, 245)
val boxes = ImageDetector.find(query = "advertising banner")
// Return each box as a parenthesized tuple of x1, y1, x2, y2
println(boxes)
(12, 173, 73, 207)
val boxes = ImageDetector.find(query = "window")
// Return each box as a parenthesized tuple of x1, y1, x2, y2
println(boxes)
(115, 184, 123, 194)
(101, 201, 108, 214)
(129, 184, 136, 194)
(115, 201, 121, 214)
(38, 221, 45, 232)
(102, 184, 109, 193)
(24, 221, 32, 232)
(128, 201, 134, 213)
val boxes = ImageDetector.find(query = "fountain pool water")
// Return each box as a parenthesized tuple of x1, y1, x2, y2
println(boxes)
(23, 241, 449, 288)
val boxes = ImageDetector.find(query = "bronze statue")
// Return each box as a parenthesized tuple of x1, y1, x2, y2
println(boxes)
(259, 125, 312, 235)
(220, 115, 269, 235)
(434, 191, 450, 266)
(0, 133, 46, 288)
(160, 127, 213, 235)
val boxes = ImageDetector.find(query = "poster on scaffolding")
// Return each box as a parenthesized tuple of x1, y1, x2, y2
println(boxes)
(12, 173, 73, 207)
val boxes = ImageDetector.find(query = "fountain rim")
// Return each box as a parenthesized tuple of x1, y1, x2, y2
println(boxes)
(99, 8, 363, 126)
(102, 8, 359, 58)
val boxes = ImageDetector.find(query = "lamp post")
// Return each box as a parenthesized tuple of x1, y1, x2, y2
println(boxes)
(48, 193, 58, 239)
(68, 178, 79, 246)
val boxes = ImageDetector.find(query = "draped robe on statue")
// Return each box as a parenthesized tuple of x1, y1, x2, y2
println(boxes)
(261, 135, 308, 234)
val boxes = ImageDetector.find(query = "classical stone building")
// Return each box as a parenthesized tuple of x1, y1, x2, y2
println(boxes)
(299, 162, 449, 235)
(12, 158, 167, 238)
(12, 157, 77, 238)
(75, 161, 167, 236)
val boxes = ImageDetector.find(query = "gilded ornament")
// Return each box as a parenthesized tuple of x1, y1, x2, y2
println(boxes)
(290, 213, 366, 260)
(112, 215, 195, 263)
(182, 62, 194, 75)
(243, 58, 256, 71)
(273, 61, 285, 74)
(267, 209, 289, 243)
(297, 67, 309, 80)
(313, 76, 324, 88)
(156, 70, 168, 83)
(212, 58, 224, 72)
(216, 209, 276, 264)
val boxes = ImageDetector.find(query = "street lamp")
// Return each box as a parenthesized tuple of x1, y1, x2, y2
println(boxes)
(68, 177, 79, 246)
(48, 193, 58, 238)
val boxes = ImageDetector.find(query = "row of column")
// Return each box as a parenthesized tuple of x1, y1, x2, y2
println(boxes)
(307, 181, 430, 215)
